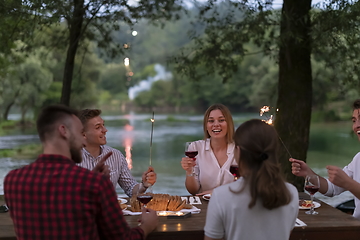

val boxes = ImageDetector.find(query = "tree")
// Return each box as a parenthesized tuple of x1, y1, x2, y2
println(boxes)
(173, 0, 360, 190)
(19, 0, 184, 106)
(275, 0, 312, 189)
(0, 42, 54, 121)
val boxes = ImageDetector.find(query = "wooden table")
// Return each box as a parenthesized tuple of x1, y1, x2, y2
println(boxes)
(2, 193, 360, 240)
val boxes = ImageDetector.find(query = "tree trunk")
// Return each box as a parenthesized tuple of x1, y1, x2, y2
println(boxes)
(275, 0, 312, 191)
(60, 0, 85, 106)
(3, 100, 15, 121)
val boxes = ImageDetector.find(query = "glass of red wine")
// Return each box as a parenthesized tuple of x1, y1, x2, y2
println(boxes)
(137, 185, 153, 209)
(185, 142, 198, 176)
(304, 175, 320, 215)
(229, 165, 240, 181)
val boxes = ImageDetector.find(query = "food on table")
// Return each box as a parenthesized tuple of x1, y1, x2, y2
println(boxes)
(119, 202, 127, 210)
(299, 200, 314, 208)
(130, 194, 190, 212)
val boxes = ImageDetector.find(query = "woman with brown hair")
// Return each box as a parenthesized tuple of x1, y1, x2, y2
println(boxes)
(181, 103, 237, 195)
(204, 119, 298, 240)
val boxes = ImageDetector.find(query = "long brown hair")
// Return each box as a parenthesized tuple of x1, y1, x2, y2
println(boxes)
(232, 119, 292, 210)
(203, 103, 234, 143)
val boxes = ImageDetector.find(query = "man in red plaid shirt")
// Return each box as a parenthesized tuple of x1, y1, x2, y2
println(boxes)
(4, 105, 158, 240)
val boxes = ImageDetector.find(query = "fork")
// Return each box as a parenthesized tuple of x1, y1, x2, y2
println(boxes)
(192, 196, 198, 203)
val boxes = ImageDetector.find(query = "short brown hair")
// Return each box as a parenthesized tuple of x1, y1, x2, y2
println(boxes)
(36, 105, 79, 142)
(203, 104, 234, 143)
(353, 99, 360, 110)
(77, 109, 102, 127)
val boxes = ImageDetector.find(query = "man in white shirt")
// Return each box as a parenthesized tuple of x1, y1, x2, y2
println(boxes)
(77, 109, 156, 197)
(290, 99, 360, 220)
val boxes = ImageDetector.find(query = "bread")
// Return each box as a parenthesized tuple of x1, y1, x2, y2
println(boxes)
(130, 194, 187, 212)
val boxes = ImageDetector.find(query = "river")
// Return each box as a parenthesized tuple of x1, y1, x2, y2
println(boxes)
(0, 112, 357, 207)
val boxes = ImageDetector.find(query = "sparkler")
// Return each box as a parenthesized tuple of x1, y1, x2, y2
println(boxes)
(149, 111, 155, 166)
(260, 106, 292, 158)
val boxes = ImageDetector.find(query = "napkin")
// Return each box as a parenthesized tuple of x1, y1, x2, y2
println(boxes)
(189, 196, 202, 205)
(122, 205, 201, 216)
(294, 218, 307, 227)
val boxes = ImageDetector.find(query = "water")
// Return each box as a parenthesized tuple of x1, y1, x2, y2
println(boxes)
(0, 113, 357, 207)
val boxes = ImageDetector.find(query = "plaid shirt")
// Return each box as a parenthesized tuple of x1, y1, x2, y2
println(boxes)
(77, 145, 138, 197)
(4, 154, 144, 240)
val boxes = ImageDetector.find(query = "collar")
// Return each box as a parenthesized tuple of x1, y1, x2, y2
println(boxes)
(82, 145, 105, 157)
(205, 138, 235, 154)
(36, 154, 75, 165)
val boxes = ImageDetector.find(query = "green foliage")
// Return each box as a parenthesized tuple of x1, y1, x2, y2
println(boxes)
(99, 63, 129, 95)
(0, 41, 54, 120)
(311, 110, 341, 123)
(0, 143, 41, 158)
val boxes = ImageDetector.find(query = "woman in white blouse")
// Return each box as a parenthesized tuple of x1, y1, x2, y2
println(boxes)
(181, 103, 237, 195)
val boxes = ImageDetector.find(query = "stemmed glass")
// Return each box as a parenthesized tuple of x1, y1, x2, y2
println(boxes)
(229, 165, 240, 181)
(304, 175, 320, 215)
(137, 185, 153, 208)
(185, 142, 198, 177)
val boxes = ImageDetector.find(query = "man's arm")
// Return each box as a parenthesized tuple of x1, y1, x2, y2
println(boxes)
(289, 158, 329, 194)
(326, 165, 360, 200)
(98, 176, 157, 239)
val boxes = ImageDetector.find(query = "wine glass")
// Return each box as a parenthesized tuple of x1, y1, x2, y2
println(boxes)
(229, 165, 240, 181)
(137, 185, 153, 208)
(185, 142, 198, 176)
(304, 175, 320, 215)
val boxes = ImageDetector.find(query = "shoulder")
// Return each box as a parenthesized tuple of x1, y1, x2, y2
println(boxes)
(102, 145, 122, 154)
(285, 182, 299, 200)
(352, 152, 360, 161)
(285, 182, 298, 193)
(194, 139, 206, 145)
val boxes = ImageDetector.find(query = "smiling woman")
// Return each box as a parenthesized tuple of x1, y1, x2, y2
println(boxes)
(180, 104, 237, 195)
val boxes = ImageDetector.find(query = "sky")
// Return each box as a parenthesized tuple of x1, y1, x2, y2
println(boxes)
(272, 0, 324, 8)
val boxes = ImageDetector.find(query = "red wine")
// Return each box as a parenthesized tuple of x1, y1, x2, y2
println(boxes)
(229, 165, 240, 178)
(137, 195, 153, 204)
(305, 185, 319, 195)
(185, 151, 198, 158)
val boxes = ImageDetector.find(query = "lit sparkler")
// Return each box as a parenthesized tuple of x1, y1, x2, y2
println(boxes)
(149, 112, 155, 166)
(123, 123, 134, 170)
(260, 106, 292, 158)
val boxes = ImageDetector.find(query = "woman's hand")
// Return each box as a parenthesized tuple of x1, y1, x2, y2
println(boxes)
(181, 157, 196, 174)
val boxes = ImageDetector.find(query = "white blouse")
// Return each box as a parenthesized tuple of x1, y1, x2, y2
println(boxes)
(188, 139, 236, 193)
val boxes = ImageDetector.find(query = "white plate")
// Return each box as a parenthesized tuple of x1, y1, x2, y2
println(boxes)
(202, 194, 211, 201)
(299, 201, 321, 210)
(118, 198, 127, 204)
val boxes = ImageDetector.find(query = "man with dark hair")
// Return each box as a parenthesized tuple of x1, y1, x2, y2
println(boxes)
(4, 105, 158, 240)
(77, 108, 156, 197)
(290, 99, 360, 220)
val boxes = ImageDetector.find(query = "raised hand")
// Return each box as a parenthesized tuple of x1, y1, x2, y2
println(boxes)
(142, 166, 157, 186)
(181, 157, 196, 173)
(326, 165, 352, 189)
(138, 208, 158, 237)
(92, 152, 112, 177)
(289, 158, 313, 177)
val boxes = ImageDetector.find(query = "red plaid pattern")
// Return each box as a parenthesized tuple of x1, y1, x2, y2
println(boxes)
(4, 154, 144, 240)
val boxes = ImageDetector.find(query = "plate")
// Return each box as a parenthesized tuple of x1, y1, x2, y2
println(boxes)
(202, 194, 211, 201)
(118, 198, 127, 204)
(299, 201, 321, 210)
